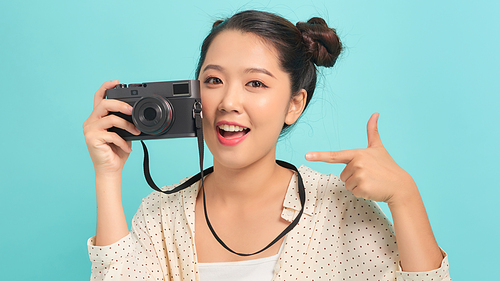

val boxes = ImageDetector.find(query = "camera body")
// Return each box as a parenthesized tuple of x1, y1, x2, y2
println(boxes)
(106, 80, 201, 141)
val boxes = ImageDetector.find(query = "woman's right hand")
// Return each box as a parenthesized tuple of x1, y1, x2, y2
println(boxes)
(83, 80, 141, 178)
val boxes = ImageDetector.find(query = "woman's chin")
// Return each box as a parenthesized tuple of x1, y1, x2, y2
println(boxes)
(212, 153, 252, 171)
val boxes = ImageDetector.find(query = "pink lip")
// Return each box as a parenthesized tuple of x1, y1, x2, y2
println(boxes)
(216, 121, 248, 128)
(216, 121, 249, 146)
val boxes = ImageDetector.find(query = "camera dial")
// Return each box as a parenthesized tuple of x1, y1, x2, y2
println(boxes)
(132, 95, 174, 135)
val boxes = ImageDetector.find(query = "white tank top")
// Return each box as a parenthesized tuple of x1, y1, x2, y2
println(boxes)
(198, 252, 280, 281)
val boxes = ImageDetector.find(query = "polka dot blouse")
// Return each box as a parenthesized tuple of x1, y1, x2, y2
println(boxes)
(88, 165, 451, 280)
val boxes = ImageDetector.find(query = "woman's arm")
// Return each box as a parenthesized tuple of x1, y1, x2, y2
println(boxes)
(387, 181, 443, 271)
(94, 173, 129, 246)
(306, 113, 444, 272)
(83, 80, 141, 246)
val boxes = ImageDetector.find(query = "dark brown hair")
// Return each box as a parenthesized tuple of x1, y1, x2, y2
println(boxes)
(196, 10, 342, 133)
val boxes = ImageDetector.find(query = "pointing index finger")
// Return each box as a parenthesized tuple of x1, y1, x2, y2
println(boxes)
(305, 150, 356, 164)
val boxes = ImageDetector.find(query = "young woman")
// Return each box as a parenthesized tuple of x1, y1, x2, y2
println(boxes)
(84, 10, 451, 281)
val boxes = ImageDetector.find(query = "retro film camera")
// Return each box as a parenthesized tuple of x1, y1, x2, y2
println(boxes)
(106, 80, 201, 140)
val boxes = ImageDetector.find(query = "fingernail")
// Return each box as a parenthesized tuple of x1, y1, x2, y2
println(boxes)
(305, 153, 313, 160)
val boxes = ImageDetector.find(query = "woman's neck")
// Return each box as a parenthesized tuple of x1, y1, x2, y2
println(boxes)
(205, 154, 292, 207)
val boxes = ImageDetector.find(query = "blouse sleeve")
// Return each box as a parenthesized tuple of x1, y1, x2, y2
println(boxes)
(396, 249, 451, 281)
(87, 200, 165, 281)
(322, 172, 452, 281)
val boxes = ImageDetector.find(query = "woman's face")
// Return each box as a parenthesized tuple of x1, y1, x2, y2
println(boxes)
(198, 30, 304, 170)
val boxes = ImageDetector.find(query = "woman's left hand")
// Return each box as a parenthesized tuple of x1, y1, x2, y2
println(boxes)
(305, 113, 418, 205)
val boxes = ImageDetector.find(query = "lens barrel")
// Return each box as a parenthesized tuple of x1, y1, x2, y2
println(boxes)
(132, 95, 174, 135)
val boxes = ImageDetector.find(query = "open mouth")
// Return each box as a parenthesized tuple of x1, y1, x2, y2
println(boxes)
(217, 124, 250, 139)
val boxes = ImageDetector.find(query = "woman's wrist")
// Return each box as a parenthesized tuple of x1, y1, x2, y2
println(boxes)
(95, 168, 123, 187)
(94, 171, 123, 208)
(386, 173, 419, 209)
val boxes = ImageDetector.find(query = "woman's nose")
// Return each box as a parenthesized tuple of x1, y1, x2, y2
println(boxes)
(218, 84, 243, 113)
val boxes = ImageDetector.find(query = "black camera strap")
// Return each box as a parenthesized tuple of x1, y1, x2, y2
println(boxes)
(140, 101, 306, 257)
(140, 101, 210, 194)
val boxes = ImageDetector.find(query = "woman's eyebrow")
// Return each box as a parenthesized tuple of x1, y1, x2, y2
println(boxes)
(245, 67, 276, 79)
(202, 64, 224, 73)
(202, 64, 276, 79)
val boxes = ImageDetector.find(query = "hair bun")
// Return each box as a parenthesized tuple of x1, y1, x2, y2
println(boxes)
(296, 17, 342, 67)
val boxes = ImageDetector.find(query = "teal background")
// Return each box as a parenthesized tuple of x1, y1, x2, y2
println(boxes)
(0, 0, 498, 280)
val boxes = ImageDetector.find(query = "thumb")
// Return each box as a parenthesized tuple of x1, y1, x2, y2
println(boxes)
(305, 149, 356, 164)
(367, 112, 383, 148)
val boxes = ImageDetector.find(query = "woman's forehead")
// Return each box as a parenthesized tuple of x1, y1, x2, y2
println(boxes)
(201, 30, 282, 74)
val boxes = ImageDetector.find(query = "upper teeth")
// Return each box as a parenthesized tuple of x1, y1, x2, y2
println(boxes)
(219, 124, 246, 132)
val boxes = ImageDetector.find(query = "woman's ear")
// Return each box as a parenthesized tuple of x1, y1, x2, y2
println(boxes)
(285, 89, 307, 125)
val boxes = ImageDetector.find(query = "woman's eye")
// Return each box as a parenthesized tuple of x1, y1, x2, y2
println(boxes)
(247, 80, 268, 88)
(205, 77, 222, 85)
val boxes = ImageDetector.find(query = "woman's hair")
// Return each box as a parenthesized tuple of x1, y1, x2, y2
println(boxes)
(196, 10, 342, 134)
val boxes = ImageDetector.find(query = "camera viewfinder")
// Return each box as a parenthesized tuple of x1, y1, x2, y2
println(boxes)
(173, 83, 190, 96)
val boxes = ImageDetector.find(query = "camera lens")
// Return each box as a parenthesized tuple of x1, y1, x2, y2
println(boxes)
(131, 95, 174, 135)
(143, 107, 157, 121)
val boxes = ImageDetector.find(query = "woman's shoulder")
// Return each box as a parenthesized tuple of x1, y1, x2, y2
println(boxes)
(139, 176, 200, 210)
(298, 164, 344, 197)
(298, 165, 386, 216)
(298, 165, 395, 239)
(131, 177, 199, 231)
